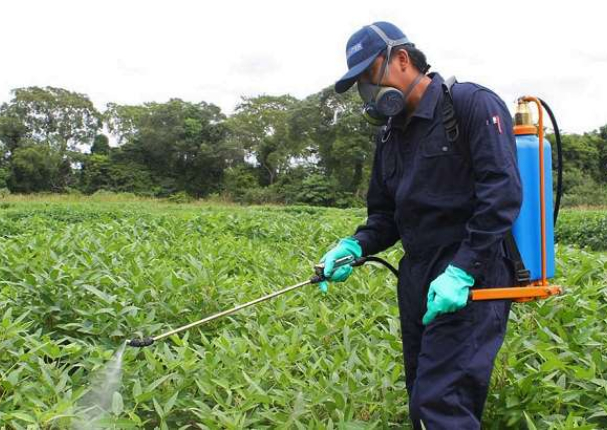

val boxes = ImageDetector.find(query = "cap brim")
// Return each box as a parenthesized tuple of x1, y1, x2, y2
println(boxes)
(334, 51, 381, 93)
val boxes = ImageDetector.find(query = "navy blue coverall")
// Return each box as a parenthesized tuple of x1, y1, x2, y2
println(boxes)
(353, 73, 523, 429)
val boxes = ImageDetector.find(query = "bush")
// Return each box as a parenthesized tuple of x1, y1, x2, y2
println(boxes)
(334, 191, 365, 208)
(167, 191, 194, 204)
(561, 183, 607, 208)
(294, 173, 334, 206)
(240, 186, 281, 205)
(63, 187, 83, 196)
(556, 210, 607, 250)
(90, 190, 139, 202)
(222, 165, 260, 201)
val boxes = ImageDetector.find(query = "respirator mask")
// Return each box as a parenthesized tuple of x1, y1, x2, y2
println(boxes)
(357, 25, 424, 126)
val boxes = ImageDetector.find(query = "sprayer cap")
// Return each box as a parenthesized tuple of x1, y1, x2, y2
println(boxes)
(514, 102, 532, 125)
(513, 101, 537, 135)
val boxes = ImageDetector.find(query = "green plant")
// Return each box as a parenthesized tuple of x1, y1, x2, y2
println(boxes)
(556, 210, 607, 250)
(167, 191, 194, 204)
(0, 196, 605, 428)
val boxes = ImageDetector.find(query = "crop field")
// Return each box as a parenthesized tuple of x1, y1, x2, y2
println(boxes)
(0, 196, 606, 429)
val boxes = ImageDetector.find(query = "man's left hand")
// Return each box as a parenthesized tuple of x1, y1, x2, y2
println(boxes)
(422, 264, 475, 325)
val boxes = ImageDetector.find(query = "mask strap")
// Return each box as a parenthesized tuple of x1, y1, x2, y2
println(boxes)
(368, 24, 409, 96)
(368, 25, 409, 48)
(401, 72, 425, 102)
(376, 51, 390, 85)
(366, 53, 389, 104)
(373, 44, 400, 98)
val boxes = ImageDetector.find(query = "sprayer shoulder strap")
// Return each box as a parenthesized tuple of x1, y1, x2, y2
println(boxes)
(441, 76, 461, 146)
(441, 76, 530, 285)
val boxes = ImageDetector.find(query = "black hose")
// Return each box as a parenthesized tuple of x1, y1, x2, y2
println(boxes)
(539, 98, 563, 226)
(310, 255, 400, 284)
(353, 256, 400, 278)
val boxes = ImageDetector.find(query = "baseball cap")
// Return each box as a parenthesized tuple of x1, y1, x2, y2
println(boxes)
(335, 21, 411, 94)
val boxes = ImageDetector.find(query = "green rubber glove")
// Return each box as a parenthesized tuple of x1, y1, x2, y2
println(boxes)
(318, 237, 363, 293)
(422, 264, 475, 325)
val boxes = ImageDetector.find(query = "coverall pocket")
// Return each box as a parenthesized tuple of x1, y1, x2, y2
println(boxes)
(419, 120, 463, 158)
(421, 135, 460, 158)
(418, 133, 472, 196)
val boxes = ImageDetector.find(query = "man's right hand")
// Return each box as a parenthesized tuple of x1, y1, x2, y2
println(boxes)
(318, 237, 363, 293)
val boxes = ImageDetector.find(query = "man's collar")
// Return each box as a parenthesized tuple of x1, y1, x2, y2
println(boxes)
(411, 72, 443, 119)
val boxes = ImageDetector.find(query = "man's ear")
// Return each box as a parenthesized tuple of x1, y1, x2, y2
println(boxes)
(396, 49, 410, 72)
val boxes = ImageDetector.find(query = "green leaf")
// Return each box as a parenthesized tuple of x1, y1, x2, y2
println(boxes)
(524, 412, 538, 430)
(164, 391, 179, 414)
(153, 397, 164, 419)
(81, 284, 114, 304)
(112, 392, 124, 415)
(9, 412, 37, 423)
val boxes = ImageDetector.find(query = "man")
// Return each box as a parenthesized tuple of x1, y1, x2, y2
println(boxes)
(319, 22, 522, 429)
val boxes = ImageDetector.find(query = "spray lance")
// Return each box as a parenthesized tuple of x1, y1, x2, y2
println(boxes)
(128, 95, 565, 348)
(127, 255, 397, 347)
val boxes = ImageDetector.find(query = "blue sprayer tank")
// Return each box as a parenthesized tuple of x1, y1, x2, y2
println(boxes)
(512, 131, 555, 281)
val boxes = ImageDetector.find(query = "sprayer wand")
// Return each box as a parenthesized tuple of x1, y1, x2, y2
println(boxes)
(128, 255, 376, 347)
(128, 278, 312, 347)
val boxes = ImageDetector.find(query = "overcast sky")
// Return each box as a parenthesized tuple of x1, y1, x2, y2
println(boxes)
(1, 0, 605, 134)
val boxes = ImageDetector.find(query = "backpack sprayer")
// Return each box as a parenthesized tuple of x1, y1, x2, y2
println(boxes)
(472, 96, 564, 301)
(128, 96, 564, 348)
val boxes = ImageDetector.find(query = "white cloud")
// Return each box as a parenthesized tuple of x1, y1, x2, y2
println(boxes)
(0, 0, 605, 133)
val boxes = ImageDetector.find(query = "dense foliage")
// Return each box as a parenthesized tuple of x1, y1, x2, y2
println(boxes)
(0, 198, 605, 428)
(1, 86, 604, 207)
(556, 210, 607, 251)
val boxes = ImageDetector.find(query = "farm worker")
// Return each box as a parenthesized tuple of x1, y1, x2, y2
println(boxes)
(319, 21, 522, 429)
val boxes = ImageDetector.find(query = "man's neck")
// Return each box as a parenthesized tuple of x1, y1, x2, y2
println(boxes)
(405, 74, 432, 112)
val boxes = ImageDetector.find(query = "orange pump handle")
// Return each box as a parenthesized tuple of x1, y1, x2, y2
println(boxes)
(470, 285, 563, 302)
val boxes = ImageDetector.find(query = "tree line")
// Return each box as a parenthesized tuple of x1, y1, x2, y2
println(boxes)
(0, 86, 605, 207)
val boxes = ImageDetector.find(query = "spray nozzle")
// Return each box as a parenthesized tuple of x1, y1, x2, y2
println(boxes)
(127, 337, 155, 348)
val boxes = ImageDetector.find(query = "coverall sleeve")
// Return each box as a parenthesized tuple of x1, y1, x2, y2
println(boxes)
(352, 137, 400, 256)
(451, 89, 523, 280)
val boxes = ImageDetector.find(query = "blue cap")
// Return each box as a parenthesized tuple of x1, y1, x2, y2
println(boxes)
(335, 22, 411, 94)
